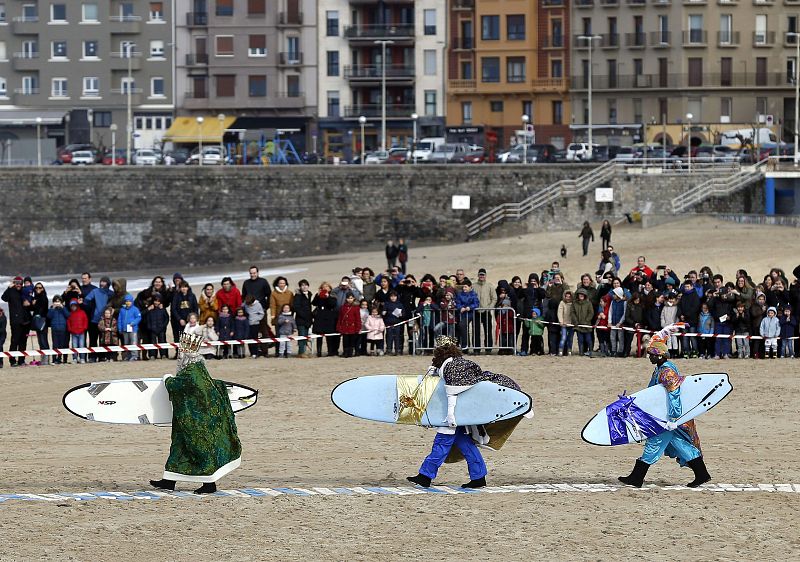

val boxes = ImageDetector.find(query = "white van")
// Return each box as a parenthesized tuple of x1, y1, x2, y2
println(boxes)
(565, 142, 599, 161)
(412, 137, 446, 162)
(719, 127, 779, 148)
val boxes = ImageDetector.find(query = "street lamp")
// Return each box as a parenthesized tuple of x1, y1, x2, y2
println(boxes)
(521, 114, 530, 164)
(790, 32, 800, 165)
(411, 112, 418, 164)
(685, 112, 693, 173)
(87, 108, 93, 147)
(126, 42, 135, 165)
(217, 113, 226, 163)
(110, 124, 118, 166)
(5, 139, 11, 166)
(374, 39, 395, 152)
(358, 115, 366, 165)
(196, 115, 204, 166)
(578, 35, 602, 160)
(35, 116, 42, 167)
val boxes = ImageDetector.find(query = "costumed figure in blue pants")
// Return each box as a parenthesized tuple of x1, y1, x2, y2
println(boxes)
(618, 324, 711, 488)
(407, 336, 530, 489)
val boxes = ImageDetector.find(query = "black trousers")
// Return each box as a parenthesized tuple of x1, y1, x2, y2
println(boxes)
(9, 323, 28, 365)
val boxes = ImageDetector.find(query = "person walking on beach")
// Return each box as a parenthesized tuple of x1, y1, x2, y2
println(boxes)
(600, 220, 612, 250)
(579, 222, 595, 257)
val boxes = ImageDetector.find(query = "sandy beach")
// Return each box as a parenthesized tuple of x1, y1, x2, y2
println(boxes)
(1, 217, 798, 561)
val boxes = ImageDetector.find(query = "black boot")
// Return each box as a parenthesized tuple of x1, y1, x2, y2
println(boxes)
(461, 476, 486, 489)
(406, 473, 431, 488)
(618, 459, 650, 488)
(686, 456, 711, 488)
(194, 482, 217, 494)
(149, 478, 175, 491)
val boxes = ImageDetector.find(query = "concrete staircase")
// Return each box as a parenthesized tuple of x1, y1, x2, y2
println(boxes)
(670, 160, 767, 213)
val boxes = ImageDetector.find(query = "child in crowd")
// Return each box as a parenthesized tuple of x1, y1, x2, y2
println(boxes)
(365, 306, 386, 356)
(358, 299, 370, 356)
(145, 294, 170, 360)
(435, 289, 457, 339)
(416, 295, 438, 351)
(67, 298, 89, 363)
(496, 298, 516, 355)
(697, 302, 715, 359)
(200, 316, 220, 358)
(118, 294, 142, 361)
(382, 291, 406, 356)
(779, 306, 797, 358)
(217, 304, 234, 359)
(47, 296, 69, 365)
(749, 293, 767, 359)
(233, 307, 250, 358)
(184, 312, 202, 337)
(276, 303, 297, 358)
(336, 292, 362, 358)
(0, 307, 5, 368)
(526, 307, 545, 356)
(760, 306, 780, 359)
(244, 294, 265, 358)
(595, 298, 611, 357)
(660, 292, 680, 357)
(97, 306, 118, 362)
(557, 290, 574, 357)
(732, 301, 751, 359)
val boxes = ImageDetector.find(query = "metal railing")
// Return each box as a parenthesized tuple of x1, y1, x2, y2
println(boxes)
(670, 158, 767, 213)
(343, 24, 415, 39)
(344, 64, 416, 79)
(413, 308, 518, 355)
(570, 71, 790, 90)
(466, 160, 618, 238)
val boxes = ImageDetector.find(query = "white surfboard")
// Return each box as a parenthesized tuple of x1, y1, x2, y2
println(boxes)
(581, 373, 732, 446)
(62, 377, 258, 425)
(331, 374, 532, 427)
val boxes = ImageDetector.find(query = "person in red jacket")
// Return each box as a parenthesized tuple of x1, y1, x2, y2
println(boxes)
(215, 277, 242, 317)
(67, 298, 89, 363)
(336, 292, 362, 358)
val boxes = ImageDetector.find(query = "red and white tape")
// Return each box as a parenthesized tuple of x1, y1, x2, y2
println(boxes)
(533, 318, 799, 340)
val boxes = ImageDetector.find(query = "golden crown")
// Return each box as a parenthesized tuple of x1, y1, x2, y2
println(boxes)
(179, 332, 204, 354)
(434, 335, 459, 349)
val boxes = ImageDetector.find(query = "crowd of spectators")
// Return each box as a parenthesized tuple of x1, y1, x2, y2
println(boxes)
(1, 239, 799, 366)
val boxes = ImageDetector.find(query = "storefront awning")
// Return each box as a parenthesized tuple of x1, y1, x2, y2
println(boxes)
(163, 115, 237, 143)
(569, 124, 642, 131)
(0, 110, 67, 126)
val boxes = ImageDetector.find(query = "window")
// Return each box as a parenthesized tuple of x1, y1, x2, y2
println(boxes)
(151, 76, 164, 97)
(552, 100, 563, 124)
(22, 40, 37, 57)
(0, 78, 6, 96)
(481, 57, 500, 82)
(490, 100, 503, 112)
(608, 59, 617, 88)
(507, 57, 525, 82)
(581, 17, 591, 36)
(633, 59, 643, 76)
(247, 75, 265, 97)
(327, 90, 340, 118)
(657, 16, 668, 43)
(120, 40, 136, 57)
(633, 98, 642, 124)
(551, 19, 563, 47)
(119, 3, 134, 18)
(424, 9, 436, 35)
(659, 98, 668, 122)
(788, 57, 797, 84)
(688, 58, 703, 87)
(81, 3, 98, 22)
(249, 35, 266, 56)
(93, 111, 111, 127)
(551, 59, 563, 78)
(149, 2, 163, 21)
(22, 4, 37, 20)
(150, 40, 164, 58)
(52, 40, 67, 59)
(424, 90, 436, 117)
(326, 11, 338, 36)
(789, 16, 798, 44)
(82, 76, 99, 96)
(755, 15, 767, 44)
(424, 50, 436, 75)
(688, 15, 703, 43)
(286, 36, 299, 61)
(326, 51, 339, 76)
(522, 100, 532, 118)
(248, 0, 265, 15)
(0, 41, 7, 60)
(120, 76, 135, 93)
(461, 60, 473, 79)
(216, 74, 235, 96)
(51, 3, 66, 22)
(719, 15, 732, 44)
(481, 15, 499, 40)
(462, 101, 472, 124)
(721, 97, 732, 121)
(287, 75, 299, 97)
(0, 4, 5, 23)
(607, 99, 616, 125)
(756, 97, 767, 117)
(756, 57, 767, 86)
(216, 0, 233, 16)
(192, 77, 207, 98)
(216, 35, 234, 56)
(721, 57, 732, 86)
(51, 77, 68, 97)
(22, 75, 38, 94)
(507, 15, 525, 40)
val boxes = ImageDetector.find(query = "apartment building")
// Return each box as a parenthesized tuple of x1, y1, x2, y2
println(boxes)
(316, 0, 446, 159)
(445, 0, 571, 150)
(0, 0, 174, 153)
(171, 0, 317, 151)
(569, 0, 798, 145)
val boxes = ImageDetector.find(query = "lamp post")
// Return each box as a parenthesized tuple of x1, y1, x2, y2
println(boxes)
(5, 139, 11, 165)
(217, 113, 226, 163)
(110, 124, 117, 166)
(790, 32, 800, 165)
(411, 112, 418, 164)
(685, 112, 693, 173)
(126, 42, 135, 166)
(35, 116, 42, 167)
(374, 39, 394, 152)
(358, 115, 366, 164)
(521, 114, 530, 163)
(87, 108, 93, 147)
(578, 35, 601, 160)
(196, 116, 204, 166)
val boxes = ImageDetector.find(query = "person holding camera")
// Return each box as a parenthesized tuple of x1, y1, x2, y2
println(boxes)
(2, 276, 31, 367)
(706, 275, 736, 359)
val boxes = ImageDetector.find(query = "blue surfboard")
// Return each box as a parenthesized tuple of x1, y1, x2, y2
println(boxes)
(331, 374, 533, 427)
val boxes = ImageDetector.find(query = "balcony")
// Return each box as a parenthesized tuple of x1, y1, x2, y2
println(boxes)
(278, 52, 303, 66)
(186, 12, 208, 27)
(531, 77, 568, 92)
(625, 32, 647, 48)
(11, 16, 38, 34)
(278, 11, 303, 26)
(13, 89, 41, 104)
(785, 32, 800, 46)
(599, 33, 620, 49)
(448, 79, 476, 93)
(108, 15, 142, 34)
(682, 30, 708, 46)
(271, 93, 307, 109)
(753, 31, 776, 47)
(570, 71, 790, 90)
(110, 88, 143, 105)
(542, 0, 565, 5)
(651, 0, 671, 5)
(344, 104, 416, 118)
(343, 24, 415, 42)
(12, 52, 40, 71)
(575, 0, 594, 5)
(109, 52, 142, 70)
(185, 53, 209, 66)
(599, 0, 619, 6)
(649, 31, 671, 47)
(451, 37, 475, 50)
(344, 64, 416, 82)
(626, 0, 647, 5)
(540, 35, 565, 49)
(452, 0, 475, 9)
(753, 0, 775, 4)
(717, 31, 740, 47)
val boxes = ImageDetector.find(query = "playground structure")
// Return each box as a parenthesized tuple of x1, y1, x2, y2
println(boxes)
(221, 128, 304, 165)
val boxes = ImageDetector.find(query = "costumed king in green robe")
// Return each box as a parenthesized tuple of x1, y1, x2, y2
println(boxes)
(150, 332, 242, 494)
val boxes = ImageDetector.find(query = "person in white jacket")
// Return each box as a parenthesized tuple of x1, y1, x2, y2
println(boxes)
(760, 306, 780, 358)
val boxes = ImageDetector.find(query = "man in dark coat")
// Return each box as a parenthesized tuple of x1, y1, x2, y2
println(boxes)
(2, 276, 31, 367)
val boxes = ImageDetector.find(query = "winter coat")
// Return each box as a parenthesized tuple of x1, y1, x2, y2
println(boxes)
(660, 304, 679, 329)
(217, 313, 234, 339)
(1, 286, 30, 326)
(382, 300, 406, 326)
(67, 307, 89, 335)
(361, 280, 377, 304)
(269, 287, 294, 326)
(623, 301, 645, 328)
(242, 277, 271, 310)
(365, 315, 386, 340)
(416, 302, 440, 329)
(780, 315, 797, 339)
(760, 315, 780, 339)
(698, 311, 714, 335)
(277, 312, 297, 336)
(557, 299, 574, 325)
(523, 317, 545, 336)
(47, 306, 70, 332)
(455, 290, 480, 319)
(474, 279, 495, 309)
(336, 303, 362, 335)
(233, 315, 250, 339)
(215, 286, 243, 316)
(312, 293, 338, 333)
(118, 300, 142, 333)
(678, 289, 701, 327)
(732, 309, 751, 333)
(145, 306, 169, 335)
(332, 285, 363, 310)
(171, 291, 199, 324)
(395, 283, 422, 319)
(293, 290, 314, 328)
(198, 294, 219, 324)
(98, 317, 119, 346)
(84, 286, 114, 324)
(570, 298, 595, 333)
(708, 291, 736, 325)
(245, 300, 265, 326)
(496, 308, 515, 334)
(109, 278, 128, 314)
(609, 297, 627, 326)
(601, 223, 612, 240)
(750, 303, 767, 334)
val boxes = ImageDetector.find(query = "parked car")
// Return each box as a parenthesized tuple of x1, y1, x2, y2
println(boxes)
(614, 146, 639, 162)
(429, 143, 469, 163)
(464, 147, 486, 164)
(385, 147, 410, 164)
(187, 146, 226, 165)
(164, 148, 190, 165)
(102, 149, 127, 165)
(71, 150, 95, 165)
(364, 150, 389, 165)
(412, 137, 446, 162)
(133, 149, 159, 166)
(565, 142, 599, 161)
(58, 143, 94, 164)
(553, 148, 570, 163)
